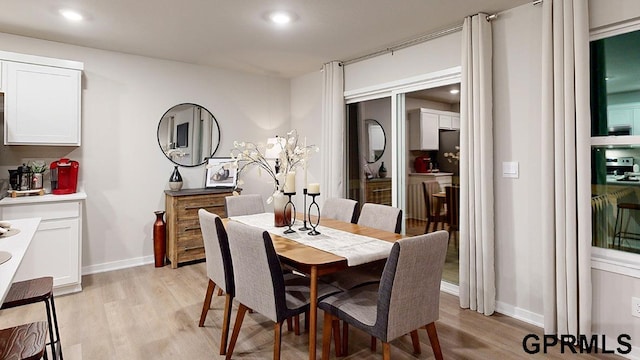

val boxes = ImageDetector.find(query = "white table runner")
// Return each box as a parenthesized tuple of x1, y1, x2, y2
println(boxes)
(229, 213, 394, 266)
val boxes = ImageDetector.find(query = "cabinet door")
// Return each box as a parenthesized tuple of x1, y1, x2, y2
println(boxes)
(439, 114, 452, 129)
(451, 116, 460, 130)
(4, 61, 81, 145)
(419, 111, 439, 150)
(14, 218, 80, 288)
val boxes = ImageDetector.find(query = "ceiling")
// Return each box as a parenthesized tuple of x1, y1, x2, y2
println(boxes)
(0, 0, 531, 79)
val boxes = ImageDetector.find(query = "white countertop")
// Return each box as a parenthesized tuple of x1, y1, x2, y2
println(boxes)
(409, 172, 453, 177)
(0, 217, 41, 304)
(0, 191, 87, 206)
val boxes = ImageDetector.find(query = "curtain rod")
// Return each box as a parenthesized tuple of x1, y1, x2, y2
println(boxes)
(342, 25, 462, 65)
(342, 0, 541, 66)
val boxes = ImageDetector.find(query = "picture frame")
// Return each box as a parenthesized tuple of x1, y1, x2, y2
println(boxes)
(205, 157, 236, 188)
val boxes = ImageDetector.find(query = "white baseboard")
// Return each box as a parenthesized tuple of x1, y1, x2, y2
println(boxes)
(495, 300, 544, 329)
(82, 255, 155, 275)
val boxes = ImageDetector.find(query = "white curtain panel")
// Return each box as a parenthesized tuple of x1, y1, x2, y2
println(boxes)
(321, 61, 345, 199)
(459, 13, 496, 315)
(541, 0, 591, 336)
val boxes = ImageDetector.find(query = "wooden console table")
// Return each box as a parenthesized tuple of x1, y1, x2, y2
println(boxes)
(164, 188, 235, 268)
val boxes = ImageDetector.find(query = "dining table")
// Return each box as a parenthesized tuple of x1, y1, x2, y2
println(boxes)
(0, 217, 41, 304)
(226, 213, 404, 360)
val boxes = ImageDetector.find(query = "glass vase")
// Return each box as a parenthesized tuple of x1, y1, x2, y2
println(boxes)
(273, 192, 291, 227)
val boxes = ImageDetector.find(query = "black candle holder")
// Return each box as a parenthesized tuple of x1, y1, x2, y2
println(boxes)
(298, 188, 311, 231)
(283, 192, 296, 234)
(308, 192, 321, 235)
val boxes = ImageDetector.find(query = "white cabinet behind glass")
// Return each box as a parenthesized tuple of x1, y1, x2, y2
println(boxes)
(4, 61, 81, 145)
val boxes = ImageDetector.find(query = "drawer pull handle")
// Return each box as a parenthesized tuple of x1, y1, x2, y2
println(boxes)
(372, 188, 391, 192)
(183, 226, 201, 232)
(184, 204, 221, 210)
(183, 245, 204, 252)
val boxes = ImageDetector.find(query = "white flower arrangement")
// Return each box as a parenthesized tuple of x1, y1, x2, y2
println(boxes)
(444, 146, 460, 164)
(229, 129, 318, 203)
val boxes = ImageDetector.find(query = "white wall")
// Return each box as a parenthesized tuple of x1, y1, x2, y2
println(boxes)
(0, 32, 291, 272)
(491, 3, 545, 323)
(344, 32, 462, 92)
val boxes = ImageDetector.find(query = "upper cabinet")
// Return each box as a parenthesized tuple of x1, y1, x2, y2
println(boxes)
(408, 108, 460, 151)
(409, 108, 439, 150)
(1, 51, 83, 146)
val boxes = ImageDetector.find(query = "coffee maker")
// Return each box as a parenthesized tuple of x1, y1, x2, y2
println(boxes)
(50, 158, 79, 195)
(414, 156, 432, 173)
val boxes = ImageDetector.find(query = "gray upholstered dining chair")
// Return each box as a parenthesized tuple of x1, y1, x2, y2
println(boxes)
(198, 209, 235, 355)
(224, 221, 340, 360)
(319, 230, 449, 360)
(357, 203, 402, 234)
(321, 198, 359, 223)
(224, 194, 265, 217)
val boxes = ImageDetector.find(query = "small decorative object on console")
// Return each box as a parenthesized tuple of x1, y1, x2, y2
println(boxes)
(169, 166, 183, 191)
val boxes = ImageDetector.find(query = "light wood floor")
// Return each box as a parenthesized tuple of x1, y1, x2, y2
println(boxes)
(0, 263, 622, 360)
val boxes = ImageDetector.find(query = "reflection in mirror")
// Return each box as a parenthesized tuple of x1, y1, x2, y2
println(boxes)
(365, 119, 386, 163)
(157, 103, 221, 167)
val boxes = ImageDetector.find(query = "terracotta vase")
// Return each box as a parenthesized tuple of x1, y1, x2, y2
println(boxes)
(153, 211, 166, 267)
(273, 192, 291, 227)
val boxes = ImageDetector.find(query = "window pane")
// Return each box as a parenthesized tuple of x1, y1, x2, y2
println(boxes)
(590, 30, 640, 137)
(592, 146, 640, 253)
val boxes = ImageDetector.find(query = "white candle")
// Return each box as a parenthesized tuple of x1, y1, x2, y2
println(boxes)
(308, 182, 320, 194)
(304, 137, 308, 188)
(284, 171, 296, 193)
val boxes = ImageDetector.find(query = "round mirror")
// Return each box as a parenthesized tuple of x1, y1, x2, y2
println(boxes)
(157, 103, 221, 167)
(365, 119, 386, 163)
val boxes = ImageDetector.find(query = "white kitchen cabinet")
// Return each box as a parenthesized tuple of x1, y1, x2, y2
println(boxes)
(451, 115, 460, 130)
(0, 193, 86, 295)
(439, 114, 452, 129)
(0, 50, 83, 146)
(409, 109, 439, 150)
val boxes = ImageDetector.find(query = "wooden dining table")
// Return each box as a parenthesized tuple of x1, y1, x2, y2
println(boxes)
(227, 214, 403, 360)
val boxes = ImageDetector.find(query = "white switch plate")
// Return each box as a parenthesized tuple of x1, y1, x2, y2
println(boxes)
(632, 297, 640, 318)
(502, 161, 519, 178)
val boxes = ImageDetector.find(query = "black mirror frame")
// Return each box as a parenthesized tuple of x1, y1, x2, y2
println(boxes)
(157, 103, 222, 167)
(365, 118, 386, 164)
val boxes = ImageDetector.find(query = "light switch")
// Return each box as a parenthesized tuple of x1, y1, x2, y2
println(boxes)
(502, 161, 519, 178)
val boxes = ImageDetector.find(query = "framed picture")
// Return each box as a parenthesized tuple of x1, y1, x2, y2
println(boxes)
(205, 157, 236, 188)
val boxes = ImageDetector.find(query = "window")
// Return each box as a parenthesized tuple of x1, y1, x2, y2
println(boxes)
(590, 25, 640, 257)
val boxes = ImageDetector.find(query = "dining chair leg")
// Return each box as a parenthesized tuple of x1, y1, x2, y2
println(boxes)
(217, 288, 224, 296)
(219, 293, 233, 355)
(274, 322, 283, 360)
(331, 319, 342, 357)
(425, 322, 443, 360)
(199, 279, 216, 327)
(322, 313, 333, 360)
(424, 219, 431, 234)
(410, 330, 421, 354)
(382, 342, 391, 360)
(293, 315, 299, 335)
(304, 311, 309, 332)
(342, 321, 349, 356)
(225, 303, 249, 360)
(370, 336, 376, 351)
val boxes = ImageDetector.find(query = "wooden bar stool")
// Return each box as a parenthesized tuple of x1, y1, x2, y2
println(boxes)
(0, 321, 48, 360)
(1, 277, 62, 360)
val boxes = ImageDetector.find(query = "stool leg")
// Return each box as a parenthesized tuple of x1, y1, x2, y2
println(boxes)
(44, 299, 57, 360)
(50, 295, 63, 360)
(614, 207, 622, 249)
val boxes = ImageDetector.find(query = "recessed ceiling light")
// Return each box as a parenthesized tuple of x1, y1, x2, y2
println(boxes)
(267, 11, 296, 25)
(59, 9, 83, 22)
(449, 89, 460, 94)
